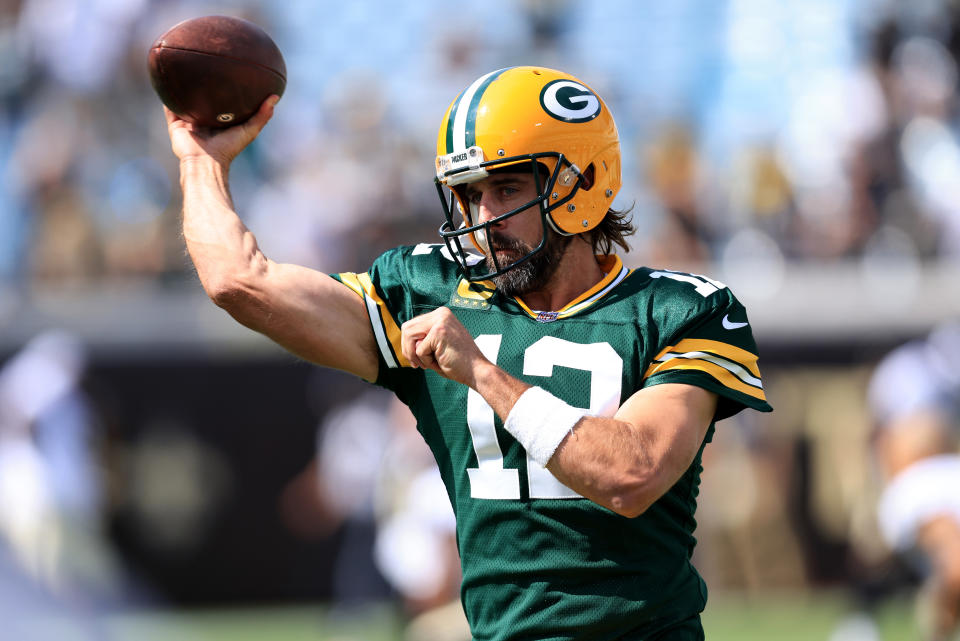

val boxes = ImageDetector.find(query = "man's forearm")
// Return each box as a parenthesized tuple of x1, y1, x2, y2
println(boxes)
(470, 362, 629, 509)
(471, 360, 530, 419)
(472, 368, 714, 517)
(179, 157, 263, 298)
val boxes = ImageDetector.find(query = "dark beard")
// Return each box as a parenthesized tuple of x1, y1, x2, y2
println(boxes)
(486, 228, 572, 298)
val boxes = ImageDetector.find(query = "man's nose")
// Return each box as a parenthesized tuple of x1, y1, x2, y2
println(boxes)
(475, 193, 502, 226)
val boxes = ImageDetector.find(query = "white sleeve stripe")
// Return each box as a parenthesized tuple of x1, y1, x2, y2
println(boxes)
(364, 294, 399, 369)
(659, 350, 763, 388)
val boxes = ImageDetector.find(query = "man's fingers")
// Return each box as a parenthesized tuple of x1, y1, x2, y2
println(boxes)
(163, 105, 180, 126)
(402, 314, 444, 371)
(407, 343, 424, 369)
(415, 337, 438, 371)
(241, 94, 280, 137)
(400, 320, 426, 369)
(401, 308, 461, 374)
(402, 341, 421, 368)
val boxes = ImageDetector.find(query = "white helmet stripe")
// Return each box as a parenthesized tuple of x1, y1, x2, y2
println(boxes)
(451, 69, 501, 152)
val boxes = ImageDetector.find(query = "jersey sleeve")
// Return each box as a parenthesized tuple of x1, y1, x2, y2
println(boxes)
(331, 247, 416, 393)
(331, 244, 460, 396)
(642, 280, 772, 420)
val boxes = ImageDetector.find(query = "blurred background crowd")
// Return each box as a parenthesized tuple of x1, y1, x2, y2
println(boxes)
(5, 0, 960, 285)
(2, 0, 960, 640)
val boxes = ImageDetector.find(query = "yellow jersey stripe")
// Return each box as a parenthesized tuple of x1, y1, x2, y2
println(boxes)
(560, 262, 630, 317)
(646, 358, 767, 401)
(512, 296, 537, 317)
(357, 272, 410, 368)
(650, 338, 761, 378)
(335, 271, 408, 369)
(337, 272, 364, 298)
(645, 349, 762, 387)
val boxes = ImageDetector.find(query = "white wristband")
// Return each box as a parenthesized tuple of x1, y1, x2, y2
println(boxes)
(504, 386, 586, 466)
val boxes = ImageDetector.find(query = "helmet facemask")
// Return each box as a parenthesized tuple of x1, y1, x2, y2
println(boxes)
(436, 153, 588, 282)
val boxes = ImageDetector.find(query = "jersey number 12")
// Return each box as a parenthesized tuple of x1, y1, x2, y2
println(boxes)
(467, 335, 623, 500)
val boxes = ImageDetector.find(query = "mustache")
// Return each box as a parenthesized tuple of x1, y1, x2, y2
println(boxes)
(486, 231, 528, 253)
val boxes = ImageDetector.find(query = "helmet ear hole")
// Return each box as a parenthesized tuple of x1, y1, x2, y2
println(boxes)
(581, 163, 596, 191)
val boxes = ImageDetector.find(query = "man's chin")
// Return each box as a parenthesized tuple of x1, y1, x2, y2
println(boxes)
(486, 248, 524, 271)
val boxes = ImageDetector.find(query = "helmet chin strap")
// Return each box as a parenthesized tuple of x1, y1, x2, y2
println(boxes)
(545, 214, 573, 237)
(474, 226, 490, 254)
(468, 202, 491, 253)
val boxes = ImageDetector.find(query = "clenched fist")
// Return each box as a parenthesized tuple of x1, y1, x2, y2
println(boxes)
(400, 307, 490, 388)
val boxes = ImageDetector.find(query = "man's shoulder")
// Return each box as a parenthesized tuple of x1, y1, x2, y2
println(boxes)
(612, 265, 744, 338)
(630, 266, 729, 298)
(367, 243, 470, 300)
(373, 243, 470, 273)
(624, 265, 742, 313)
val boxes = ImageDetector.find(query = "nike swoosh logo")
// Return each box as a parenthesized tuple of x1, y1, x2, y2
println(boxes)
(722, 314, 749, 330)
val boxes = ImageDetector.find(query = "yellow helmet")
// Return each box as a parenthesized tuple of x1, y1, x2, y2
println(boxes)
(434, 66, 621, 280)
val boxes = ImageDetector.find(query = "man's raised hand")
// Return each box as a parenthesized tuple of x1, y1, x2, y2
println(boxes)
(166, 94, 280, 166)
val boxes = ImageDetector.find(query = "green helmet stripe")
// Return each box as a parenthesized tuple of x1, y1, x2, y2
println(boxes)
(463, 67, 509, 149)
(444, 91, 464, 155)
(449, 67, 511, 153)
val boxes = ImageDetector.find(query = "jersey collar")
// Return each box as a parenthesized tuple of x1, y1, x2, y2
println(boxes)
(513, 255, 631, 321)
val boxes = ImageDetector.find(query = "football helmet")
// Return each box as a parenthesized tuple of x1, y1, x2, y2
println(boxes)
(434, 66, 621, 281)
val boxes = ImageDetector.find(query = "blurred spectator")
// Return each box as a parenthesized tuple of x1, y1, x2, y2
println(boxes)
(0, 330, 125, 607)
(868, 323, 960, 641)
(279, 388, 397, 606)
(0, 541, 104, 641)
(7, 0, 960, 631)
(280, 386, 466, 640)
(374, 465, 465, 641)
(642, 123, 715, 269)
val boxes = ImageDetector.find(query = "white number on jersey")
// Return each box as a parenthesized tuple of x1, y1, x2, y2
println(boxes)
(649, 270, 726, 297)
(412, 243, 483, 266)
(466, 335, 623, 500)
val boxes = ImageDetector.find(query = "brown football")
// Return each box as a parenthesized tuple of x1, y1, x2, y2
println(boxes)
(148, 15, 286, 128)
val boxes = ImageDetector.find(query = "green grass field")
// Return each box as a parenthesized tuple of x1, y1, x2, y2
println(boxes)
(87, 591, 919, 641)
(703, 592, 915, 641)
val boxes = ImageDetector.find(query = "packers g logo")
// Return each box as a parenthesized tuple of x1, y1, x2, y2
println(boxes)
(539, 79, 601, 123)
(450, 278, 495, 310)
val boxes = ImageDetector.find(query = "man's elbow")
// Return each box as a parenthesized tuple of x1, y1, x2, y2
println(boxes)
(205, 273, 244, 307)
(608, 492, 653, 519)
(204, 271, 265, 323)
(606, 471, 666, 518)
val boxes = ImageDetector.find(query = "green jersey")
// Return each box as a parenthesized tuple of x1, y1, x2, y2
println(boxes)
(334, 244, 772, 641)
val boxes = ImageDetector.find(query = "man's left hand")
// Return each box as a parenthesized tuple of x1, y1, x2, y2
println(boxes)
(400, 307, 487, 387)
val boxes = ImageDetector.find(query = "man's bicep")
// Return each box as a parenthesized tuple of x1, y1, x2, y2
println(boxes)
(247, 261, 381, 380)
(615, 383, 717, 479)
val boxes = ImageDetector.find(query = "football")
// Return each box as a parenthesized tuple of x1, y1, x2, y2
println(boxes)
(148, 15, 286, 128)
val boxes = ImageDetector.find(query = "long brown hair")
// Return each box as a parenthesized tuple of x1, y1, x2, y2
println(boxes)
(587, 206, 635, 255)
